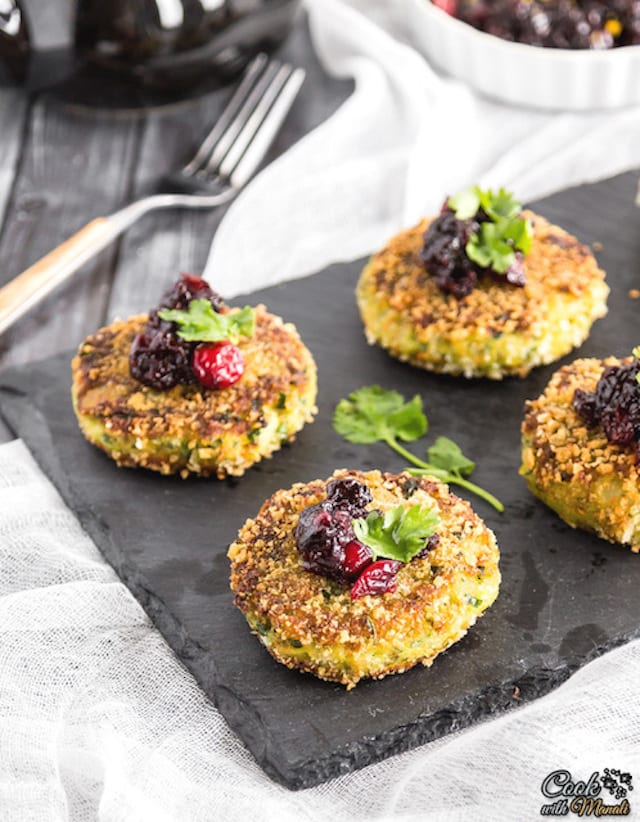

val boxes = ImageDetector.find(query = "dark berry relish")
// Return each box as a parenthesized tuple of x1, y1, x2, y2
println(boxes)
(325, 476, 374, 515)
(295, 478, 438, 598)
(421, 200, 526, 298)
(129, 327, 198, 390)
(129, 274, 225, 390)
(434, 0, 640, 50)
(295, 479, 372, 583)
(154, 272, 224, 317)
(421, 208, 480, 298)
(574, 357, 640, 461)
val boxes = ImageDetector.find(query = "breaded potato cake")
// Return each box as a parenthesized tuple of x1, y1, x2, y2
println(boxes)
(228, 469, 500, 688)
(71, 305, 317, 478)
(357, 212, 608, 379)
(521, 357, 640, 551)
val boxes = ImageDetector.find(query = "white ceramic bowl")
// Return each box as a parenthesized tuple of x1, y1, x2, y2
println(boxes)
(404, 0, 640, 110)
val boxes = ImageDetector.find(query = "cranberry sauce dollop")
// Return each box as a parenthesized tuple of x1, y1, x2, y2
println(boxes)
(434, 0, 640, 50)
(295, 479, 374, 583)
(295, 478, 439, 599)
(420, 200, 525, 299)
(129, 274, 224, 390)
(574, 358, 640, 460)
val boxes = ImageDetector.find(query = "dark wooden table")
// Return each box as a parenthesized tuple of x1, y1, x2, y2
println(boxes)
(0, 20, 350, 443)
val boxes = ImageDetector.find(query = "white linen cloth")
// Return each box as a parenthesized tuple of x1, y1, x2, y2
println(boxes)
(3, 1, 640, 819)
(205, 0, 640, 297)
(3, 439, 640, 822)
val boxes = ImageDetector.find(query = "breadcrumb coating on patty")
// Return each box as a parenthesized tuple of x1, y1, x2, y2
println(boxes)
(357, 211, 609, 379)
(71, 305, 318, 477)
(521, 357, 640, 551)
(228, 469, 501, 688)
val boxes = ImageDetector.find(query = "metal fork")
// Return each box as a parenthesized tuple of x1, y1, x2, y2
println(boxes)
(0, 54, 305, 337)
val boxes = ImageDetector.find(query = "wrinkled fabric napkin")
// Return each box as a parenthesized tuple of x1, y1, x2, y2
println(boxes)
(3, 0, 640, 819)
(205, 0, 640, 296)
(2, 438, 640, 821)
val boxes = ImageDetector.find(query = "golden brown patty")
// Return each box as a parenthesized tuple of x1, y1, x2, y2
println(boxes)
(228, 469, 501, 688)
(71, 305, 317, 478)
(521, 357, 640, 551)
(357, 212, 608, 379)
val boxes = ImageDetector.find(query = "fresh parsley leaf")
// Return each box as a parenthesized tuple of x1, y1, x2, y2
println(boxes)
(449, 185, 523, 223)
(333, 387, 504, 512)
(467, 222, 516, 274)
(388, 396, 428, 441)
(333, 386, 427, 446)
(408, 433, 504, 512)
(353, 504, 440, 564)
(448, 187, 481, 220)
(634, 347, 640, 385)
(502, 213, 533, 255)
(478, 187, 521, 221)
(427, 437, 475, 477)
(448, 184, 532, 277)
(157, 300, 254, 343)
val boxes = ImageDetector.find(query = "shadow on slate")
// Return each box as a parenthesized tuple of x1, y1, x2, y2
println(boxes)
(1, 170, 640, 789)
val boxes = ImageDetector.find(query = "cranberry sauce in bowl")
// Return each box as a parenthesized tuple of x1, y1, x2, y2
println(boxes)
(432, 0, 640, 50)
(406, 0, 640, 110)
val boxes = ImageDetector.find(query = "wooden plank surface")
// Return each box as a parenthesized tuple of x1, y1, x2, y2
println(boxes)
(0, 89, 28, 229)
(0, 88, 28, 441)
(106, 87, 231, 323)
(0, 97, 140, 370)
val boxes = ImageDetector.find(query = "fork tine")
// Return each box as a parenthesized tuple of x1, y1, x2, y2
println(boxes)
(226, 67, 306, 189)
(0, 51, 305, 336)
(182, 52, 269, 177)
(214, 62, 294, 180)
(203, 59, 283, 178)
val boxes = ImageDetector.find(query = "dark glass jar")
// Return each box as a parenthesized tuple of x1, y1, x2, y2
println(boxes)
(0, 0, 300, 106)
(0, 0, 30, 83)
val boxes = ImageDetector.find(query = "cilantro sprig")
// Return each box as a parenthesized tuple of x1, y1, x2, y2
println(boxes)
(333, 386, 427, 450)
(634, 346, 640, 385)
(406, 436, 502, 511)
(448, 185, 533, 275)
(333, 386, 504, 512)
(353, 504, 440, 564)
(157, 299, 255, 343)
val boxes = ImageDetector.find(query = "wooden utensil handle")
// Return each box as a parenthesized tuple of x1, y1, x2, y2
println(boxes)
(0, 217, 116, 337)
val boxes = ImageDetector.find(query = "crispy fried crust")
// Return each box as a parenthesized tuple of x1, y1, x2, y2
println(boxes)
(71, 305, 318, 478)
(521, 357, 640, 551)
(228, 469, 501, 688)
(357, 212, 609, 379)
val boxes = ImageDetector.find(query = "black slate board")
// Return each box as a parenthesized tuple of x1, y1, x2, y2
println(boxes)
(1, 171, 640, 790)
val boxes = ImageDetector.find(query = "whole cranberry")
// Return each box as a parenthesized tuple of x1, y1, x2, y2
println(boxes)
(350, 560, 403, 600)
(342, 540, 373, 579)
(192, 342, 245, 390)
